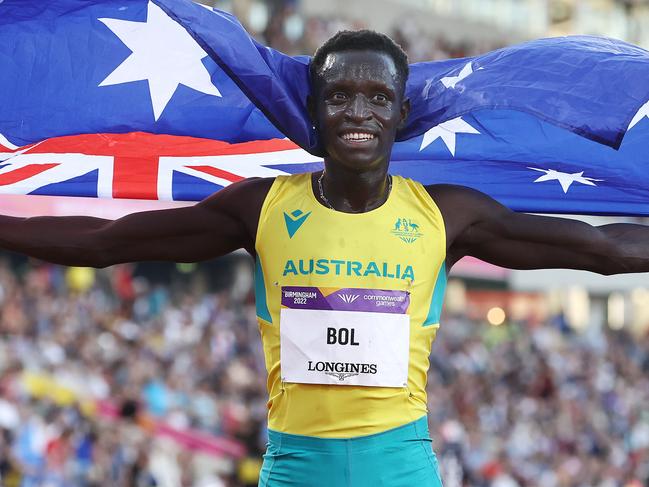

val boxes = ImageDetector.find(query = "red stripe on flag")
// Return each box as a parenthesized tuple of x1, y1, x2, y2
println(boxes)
(186, 165, 246, 183)
(0, 142, 38, 154)
(27, 133, 300, 157)
(0, 164, 58, 186)
(112, 156, 159, 199)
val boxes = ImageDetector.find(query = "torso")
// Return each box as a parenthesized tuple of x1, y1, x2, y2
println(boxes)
(253, 173, 447, 438)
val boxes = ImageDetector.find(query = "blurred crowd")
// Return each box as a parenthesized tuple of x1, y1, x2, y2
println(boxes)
(0, 255, 268, 487)
(430, 315, 649, 487)
(226, 0, 504, 61)
(0, 254, 648, 486)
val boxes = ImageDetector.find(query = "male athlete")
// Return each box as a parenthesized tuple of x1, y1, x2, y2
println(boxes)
(1, 31, 649, 486)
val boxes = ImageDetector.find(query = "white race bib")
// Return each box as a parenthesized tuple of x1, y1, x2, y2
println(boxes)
(279, 286, 410, 387)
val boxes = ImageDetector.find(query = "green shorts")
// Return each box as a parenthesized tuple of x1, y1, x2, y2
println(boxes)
(259, 416, 443, 487)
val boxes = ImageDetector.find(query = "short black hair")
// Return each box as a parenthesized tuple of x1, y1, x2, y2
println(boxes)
(310, 30, 409, 95)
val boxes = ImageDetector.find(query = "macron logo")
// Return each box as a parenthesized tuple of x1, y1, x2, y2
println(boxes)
(283, 209, 311, 238)
(338, 293, 359, 304)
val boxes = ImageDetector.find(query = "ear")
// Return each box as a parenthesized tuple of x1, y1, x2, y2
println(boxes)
(398, 97, 410, 131)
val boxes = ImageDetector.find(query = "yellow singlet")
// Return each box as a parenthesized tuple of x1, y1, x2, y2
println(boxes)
(254, 173, 447, 438)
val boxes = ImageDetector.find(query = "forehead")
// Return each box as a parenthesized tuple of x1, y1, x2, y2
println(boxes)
(316, 50, 399, 89)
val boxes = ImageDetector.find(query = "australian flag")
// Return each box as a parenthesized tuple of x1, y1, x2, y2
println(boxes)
(1, 0, 649, 215)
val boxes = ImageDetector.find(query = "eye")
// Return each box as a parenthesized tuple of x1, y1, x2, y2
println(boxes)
(372, 93, 389, 104)
(329, 92, 347, 102)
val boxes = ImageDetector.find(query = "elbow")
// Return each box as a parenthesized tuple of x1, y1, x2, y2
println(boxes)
(76, 237, 117, 269)
(595, 247, 636, 276)
(91, 246, 121, 269)
(63, 251, 113, 269)
(93, 254, 112, 269)
(82, 229, 126, 268)
(600, 257, 639, 276)
(596, 265, 619, 276)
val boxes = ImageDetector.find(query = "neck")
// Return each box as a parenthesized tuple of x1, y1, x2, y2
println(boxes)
(315, 163, 391, 213)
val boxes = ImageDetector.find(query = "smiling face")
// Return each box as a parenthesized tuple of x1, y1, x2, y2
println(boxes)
(310, 50, 409, 173)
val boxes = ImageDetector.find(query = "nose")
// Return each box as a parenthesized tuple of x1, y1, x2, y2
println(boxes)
(344, 94, 371, 122)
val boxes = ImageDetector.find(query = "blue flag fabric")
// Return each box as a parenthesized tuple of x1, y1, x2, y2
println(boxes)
(154, 0, 649, 152)
(0, 0, 648, 215)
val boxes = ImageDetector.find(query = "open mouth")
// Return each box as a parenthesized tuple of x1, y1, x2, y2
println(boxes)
(339, 131, 377, 144)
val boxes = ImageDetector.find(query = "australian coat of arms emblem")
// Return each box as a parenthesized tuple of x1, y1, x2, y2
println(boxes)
(391, 218, 423, 243)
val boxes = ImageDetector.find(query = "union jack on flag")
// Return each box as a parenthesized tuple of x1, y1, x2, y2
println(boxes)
(0, 133, 321, 201)
(2, 0, 649, 214)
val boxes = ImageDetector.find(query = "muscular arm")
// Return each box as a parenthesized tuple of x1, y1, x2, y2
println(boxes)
(0, 177, 274, 268)
(428, 184, 649, 275)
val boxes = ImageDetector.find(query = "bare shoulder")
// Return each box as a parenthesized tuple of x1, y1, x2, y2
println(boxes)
(423, 184, 510, 249)
(425, 183, 494, 206)
(424, 183, 505, 220)
(197, 176, 276, 247)
(426, 183, 510, 213)
(198, 176, 275, 210)
(200, 176, 276, 213)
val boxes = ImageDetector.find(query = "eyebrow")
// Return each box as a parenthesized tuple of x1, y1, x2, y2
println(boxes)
(323, 79, 397, 95)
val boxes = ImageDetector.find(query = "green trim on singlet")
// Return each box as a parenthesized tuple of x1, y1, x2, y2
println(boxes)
(254, 257, 272, 323)
(423, 262, 446, 327)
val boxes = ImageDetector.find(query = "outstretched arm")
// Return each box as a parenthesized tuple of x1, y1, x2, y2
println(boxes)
(429, 185, 649, 275)
(0, 177, 274, 268)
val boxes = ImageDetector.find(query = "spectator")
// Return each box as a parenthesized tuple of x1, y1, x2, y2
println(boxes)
(0, 253, 647, 485)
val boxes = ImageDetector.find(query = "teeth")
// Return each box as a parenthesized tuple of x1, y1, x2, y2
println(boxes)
(342, 132, 375, 141)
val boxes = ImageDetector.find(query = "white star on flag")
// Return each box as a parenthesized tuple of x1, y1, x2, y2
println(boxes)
(627, 100, 649, 131)
(440, 62, 482, 89)
(528, 167, 603, 193)
(99, 1, 221, 121)
(419, 117, 480, 156)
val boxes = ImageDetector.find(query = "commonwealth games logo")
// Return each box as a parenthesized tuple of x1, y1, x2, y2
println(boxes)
(391, 218, 423, 243)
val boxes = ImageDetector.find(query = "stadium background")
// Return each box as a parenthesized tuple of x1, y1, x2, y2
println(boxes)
(1, 0, 649, 486)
